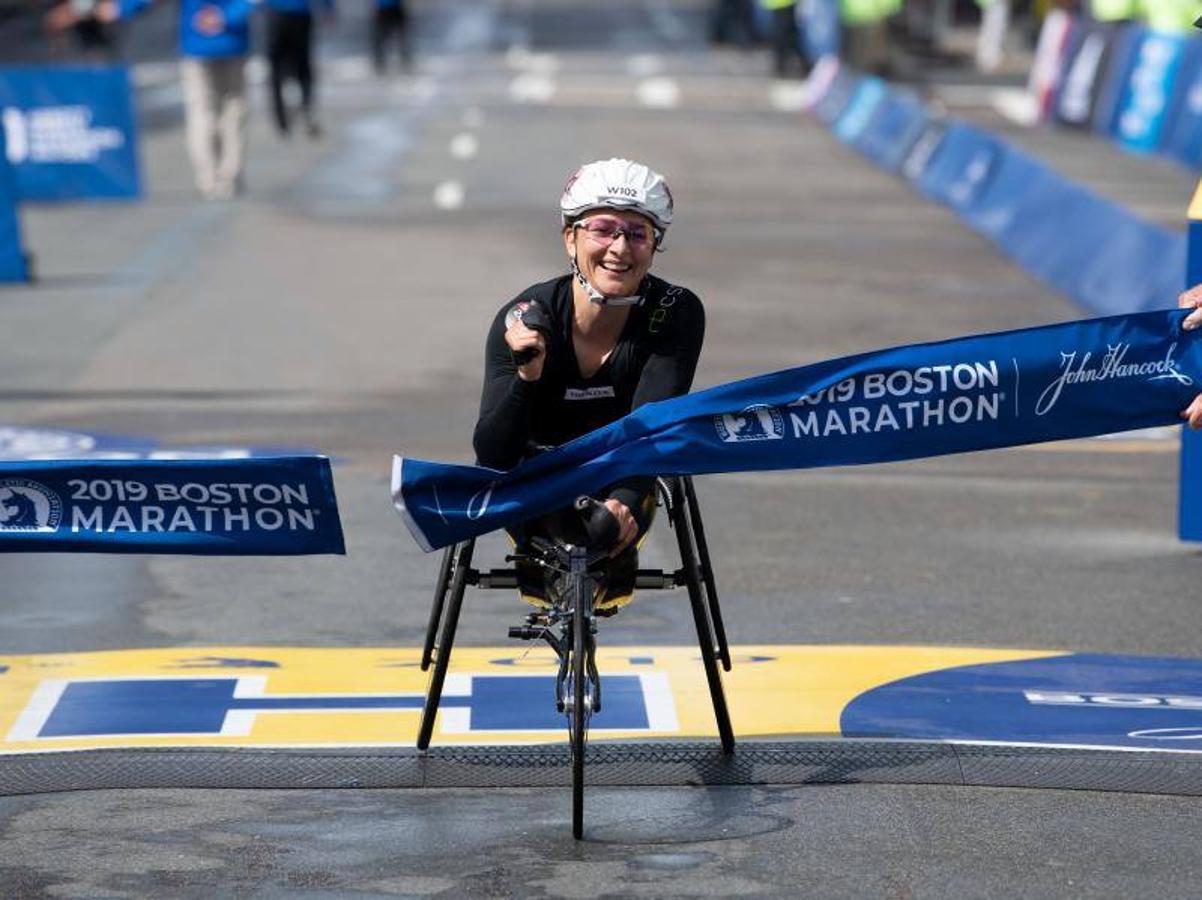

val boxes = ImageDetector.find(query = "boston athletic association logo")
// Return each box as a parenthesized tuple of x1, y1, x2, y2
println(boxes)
(0, 479, 63, 533)
(714, 406, 785, 443)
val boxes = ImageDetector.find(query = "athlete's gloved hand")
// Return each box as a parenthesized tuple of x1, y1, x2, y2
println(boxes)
(603, 498, 637, 558)
(506, 300, 550, 382)
(1179, 285, 1202, 429)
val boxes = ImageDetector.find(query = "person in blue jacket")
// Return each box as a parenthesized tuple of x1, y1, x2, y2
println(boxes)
(266, 0, 334, 138)
(48, 0, 257, 199)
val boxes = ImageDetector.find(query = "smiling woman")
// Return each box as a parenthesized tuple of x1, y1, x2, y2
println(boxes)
(471, 158, 704, 613)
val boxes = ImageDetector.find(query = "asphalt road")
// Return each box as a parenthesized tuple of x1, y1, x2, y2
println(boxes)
(3, 0, 1202, 896)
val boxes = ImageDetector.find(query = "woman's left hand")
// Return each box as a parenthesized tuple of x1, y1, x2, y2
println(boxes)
(1180, 285, 1202, 428)
(603, 499, 637, 557)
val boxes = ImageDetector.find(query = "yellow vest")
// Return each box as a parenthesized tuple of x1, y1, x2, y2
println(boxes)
(1089, 0, 1139, 19)
(840, 0, 901, 25)
(1142, 0, 1199, 32)
(758, 0, 796, 10)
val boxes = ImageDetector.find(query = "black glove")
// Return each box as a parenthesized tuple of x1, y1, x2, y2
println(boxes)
(510, 299, 552, 366)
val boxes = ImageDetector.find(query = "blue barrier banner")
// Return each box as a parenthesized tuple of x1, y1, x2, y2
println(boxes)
(853, 85, 929, 174)
(1092, 23, 1142, 135)
(1112, 29, 1188, 152)
(0, 457, 344, 554)
(899, 119, 948, 184)
(0, 66, 140, 201)
(1180, 212, 1202, 542)
(833, 77, 886, 144)
(811, 64, 861, 126)
(0, 122, 27, 283)
(394, 311, 1201, 551)
(1053, 20, 1119, 129)
(1159, 38, 1202, 168)
(916, 122, 1185, 316)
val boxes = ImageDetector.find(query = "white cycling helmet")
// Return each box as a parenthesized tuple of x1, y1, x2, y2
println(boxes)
(560, 158, 674, 233)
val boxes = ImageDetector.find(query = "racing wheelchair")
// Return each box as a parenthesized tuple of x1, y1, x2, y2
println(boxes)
(416, 475, 735, 839)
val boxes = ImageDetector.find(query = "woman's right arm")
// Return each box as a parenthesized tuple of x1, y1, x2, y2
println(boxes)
(472, 304, 542, 469)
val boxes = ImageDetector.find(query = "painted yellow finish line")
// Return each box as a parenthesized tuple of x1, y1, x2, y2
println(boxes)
(0, 645, 1060, 754)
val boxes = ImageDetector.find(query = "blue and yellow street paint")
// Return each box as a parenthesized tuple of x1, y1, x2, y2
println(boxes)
(6, 645, 1202, 754)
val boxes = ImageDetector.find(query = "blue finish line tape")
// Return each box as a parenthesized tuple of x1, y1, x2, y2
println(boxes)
(394, 309, 1200, 551)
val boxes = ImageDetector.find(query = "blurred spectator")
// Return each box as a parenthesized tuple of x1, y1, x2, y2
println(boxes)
(372, 0, 413, 73)
(758, 0, 808, 76)
(709, 0, 757, 46)
(46, 0, 256, 199)
(841, 0, 901, 76)
(266, 0, 334, 138)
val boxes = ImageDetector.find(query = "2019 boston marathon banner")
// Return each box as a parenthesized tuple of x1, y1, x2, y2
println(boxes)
(394, 310, 1201, 552)
(0, 457, 344, 555)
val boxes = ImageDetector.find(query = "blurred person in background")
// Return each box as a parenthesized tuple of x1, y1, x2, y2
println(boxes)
(372, 0, 413, 74)
(758, 0, 808, 76)
(43, 0, 121, 58)
(267, 0, 334, 138)
(709, 0, 757, 47)
(841, 0, 901, 75)
(46, 0, 256, 199)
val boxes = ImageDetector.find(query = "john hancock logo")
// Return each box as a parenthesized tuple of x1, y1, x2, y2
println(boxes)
(0, 479, 63, 533)
(714, 406, 785, 443)
(1035, 341, 1194, 416)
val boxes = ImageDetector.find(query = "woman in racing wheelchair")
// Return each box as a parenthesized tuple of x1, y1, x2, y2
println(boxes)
(473, 158, 704, 612)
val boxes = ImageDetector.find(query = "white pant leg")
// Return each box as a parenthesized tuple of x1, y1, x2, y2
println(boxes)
(213, 57, 248, 195)
(180, 58, 219, 195)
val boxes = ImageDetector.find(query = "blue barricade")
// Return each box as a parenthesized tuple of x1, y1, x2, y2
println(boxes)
(907, 120, 1184, 315)
(1052, 20, 1120, 129)
(0, 124, 28, 283)
(1111, 28, 1189, 153)
(0, 457, 344, 555)
(1181, 213, 1202, 541)
(0, 66, 141, 201)
(853, 85, 929, 174)
(1090, 21, 1142, 138)
(1159, 39, 1202, 167)
(812, 64, 861, 126)
(833, 77, 885, 144)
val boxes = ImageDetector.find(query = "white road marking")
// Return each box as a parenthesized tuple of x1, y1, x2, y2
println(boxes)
(327, 57, 373, 82)
(433, 180, 466, 210)
(450, 132, 479, 160)
(636, 77, 680, 109)
(626, 54, 663, 78)
(509, 73, 557, 104)
(462, 106, 485, 129)
(505, 46, 560, 74)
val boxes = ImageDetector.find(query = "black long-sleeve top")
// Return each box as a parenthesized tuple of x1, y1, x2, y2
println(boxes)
(473, 273, 705, 512)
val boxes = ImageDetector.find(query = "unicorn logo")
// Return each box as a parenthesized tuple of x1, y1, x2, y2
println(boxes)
(713, 406, 785, 443)
(0, 479, 62, 532)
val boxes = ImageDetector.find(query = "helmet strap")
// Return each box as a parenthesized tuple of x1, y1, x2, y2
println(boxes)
(570, 255, 642, 307)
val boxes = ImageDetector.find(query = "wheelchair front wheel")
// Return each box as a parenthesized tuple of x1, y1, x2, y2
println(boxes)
(566, 572, 594, 840)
